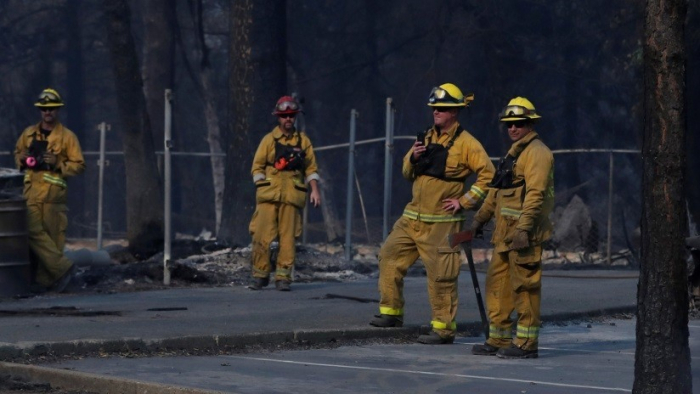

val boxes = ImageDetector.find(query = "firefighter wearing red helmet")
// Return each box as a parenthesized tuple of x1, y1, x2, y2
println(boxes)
(470, 96, 554, 359)
(248, 96, 321, 291)
(369, 83, 495, 344)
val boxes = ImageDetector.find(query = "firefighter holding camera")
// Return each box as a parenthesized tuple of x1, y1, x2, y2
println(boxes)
(248, 96, 320, 292)
(14, 88, 85, 293)
(369, 83, 495, 344)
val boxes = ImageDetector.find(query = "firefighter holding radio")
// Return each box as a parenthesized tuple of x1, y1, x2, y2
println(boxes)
(369, 83, 495, 344)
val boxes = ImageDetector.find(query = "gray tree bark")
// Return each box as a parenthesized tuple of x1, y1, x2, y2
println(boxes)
(219, 0, 287, 246)
(142, 0, 175, 147)
(634, 0, 690, 392)
(103, 0, 164, 257)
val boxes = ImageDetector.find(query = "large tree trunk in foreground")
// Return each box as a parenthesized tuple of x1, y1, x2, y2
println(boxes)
(219, 0, 287, 246)
(103, 0, 164, 257)
(634, 0, 690, 393)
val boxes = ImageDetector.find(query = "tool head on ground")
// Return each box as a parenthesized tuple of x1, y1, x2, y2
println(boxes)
(272, 96, 301, 116)
(448, 229, 474, 249)
(34, 88, 65, 108)
(427, 83, 474, 108)
(500, 96, 541, 122)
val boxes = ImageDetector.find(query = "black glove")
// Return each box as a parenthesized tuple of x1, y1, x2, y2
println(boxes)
(470, 221, 485, 239)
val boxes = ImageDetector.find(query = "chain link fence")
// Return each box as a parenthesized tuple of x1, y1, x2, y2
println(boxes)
(1, 112, 643, 267)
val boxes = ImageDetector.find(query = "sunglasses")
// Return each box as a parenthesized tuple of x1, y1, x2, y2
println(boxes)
(433, 107, 452, 113)
(276, 101, 299, 112)
(505, 120, 528, 128)
(278, 114, 296, 119)
(39, 108, 56, 113)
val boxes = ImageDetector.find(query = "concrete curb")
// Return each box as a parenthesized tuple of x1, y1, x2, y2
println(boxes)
(0, 327, 421, 363)
(0, 306, 636, 363)
(0, 361, 225, 394)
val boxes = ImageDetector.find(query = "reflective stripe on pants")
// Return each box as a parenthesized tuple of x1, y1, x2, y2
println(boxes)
(249, 201, 301, 281)
(377, 216, 462, 338)
(485, 246, 542, 350)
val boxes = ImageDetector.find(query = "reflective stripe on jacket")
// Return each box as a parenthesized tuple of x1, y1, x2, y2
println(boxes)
(251, 127, 320, 208)
(14, 122, 85, 204)
(474, 131, 554, 252)
(401, 122, 494, 222)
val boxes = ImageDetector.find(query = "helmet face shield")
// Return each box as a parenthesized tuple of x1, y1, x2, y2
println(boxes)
(275, 100, 299, 113)
(428, 87, 462, 106)
(34, 89, 64, 108)
(500, 104, 540, 121)
(502, 105, 535, 117)
(272, 96, 301, 115)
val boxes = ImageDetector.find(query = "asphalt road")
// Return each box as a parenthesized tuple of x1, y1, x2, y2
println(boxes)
(44, 318, 700, 394)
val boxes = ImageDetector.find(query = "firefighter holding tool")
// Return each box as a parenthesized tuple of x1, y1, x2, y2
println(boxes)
(248, 96, 320, 292)
(470, 97, 554, 359)
(369, 83, 495, 345)
(14, 88, 85, 293)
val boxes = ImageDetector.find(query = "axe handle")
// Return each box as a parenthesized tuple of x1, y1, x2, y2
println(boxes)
(463, 243, 489, 340)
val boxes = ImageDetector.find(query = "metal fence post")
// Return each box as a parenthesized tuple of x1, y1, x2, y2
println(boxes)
(383, 98, 394, 240)
(292, 92, 309, 245)
(607, 151, 614, 265)
(163, 89, 173, 285)
(96, 122, 108, 250)
(345, 109, 358, 261)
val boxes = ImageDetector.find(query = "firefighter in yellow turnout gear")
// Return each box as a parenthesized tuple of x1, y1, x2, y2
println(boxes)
(471, 97, 554, 359)
(14, 88, 85, 292)
(370, 83, 495, 344)
(248, 96, 321, 292)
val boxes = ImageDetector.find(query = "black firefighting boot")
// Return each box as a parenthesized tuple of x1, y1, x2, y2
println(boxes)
(369, 314, 404, 328)
(51, 264, 77, 293)
(471, 342, 500, 356)
(248, 277, 269, 290)
(496, 344, 538, 359)
(275, 280, 291, 291)
(416, 330, 454, 345)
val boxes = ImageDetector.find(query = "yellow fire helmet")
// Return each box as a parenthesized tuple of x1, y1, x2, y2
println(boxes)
(427, 83, 474, 108)
(34, 88, 65, 108)
(500, 97, 541, 122)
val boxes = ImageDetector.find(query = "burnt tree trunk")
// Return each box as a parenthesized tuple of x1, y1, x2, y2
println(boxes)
(142, 0, 175, 150)
(103, 0, 164, 257)
(219, 0, 287, 246)
(634, 0, 690, 393)
(64, 0, 87, 236)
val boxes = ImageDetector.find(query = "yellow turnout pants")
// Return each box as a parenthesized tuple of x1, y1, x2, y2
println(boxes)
(377, 216, 461, 338)
(28, 202, 72, 287)
(249, 201, 301, 281)
(485, 245, 542, 350)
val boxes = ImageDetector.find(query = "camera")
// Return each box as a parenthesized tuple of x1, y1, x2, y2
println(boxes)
(24, 140, 49, 170)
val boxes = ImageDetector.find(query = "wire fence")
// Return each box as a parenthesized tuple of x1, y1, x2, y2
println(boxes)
(0, 104, 643, 266)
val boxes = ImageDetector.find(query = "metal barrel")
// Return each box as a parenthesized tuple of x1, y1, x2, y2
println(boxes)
(0, 194, 30, 296)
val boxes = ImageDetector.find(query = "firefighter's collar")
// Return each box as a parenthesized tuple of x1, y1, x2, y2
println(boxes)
(272, 126, 299, 140)
(28, 122, 65, 141)
(432, 122, 460, 139)
(508, 130, 539, 157)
